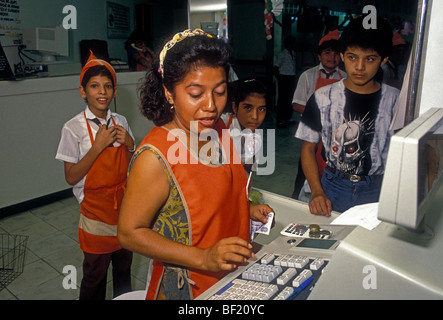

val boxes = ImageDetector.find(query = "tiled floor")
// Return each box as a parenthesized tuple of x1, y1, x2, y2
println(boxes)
(0, 114, 302, 300)
(0, 196, 151, 300)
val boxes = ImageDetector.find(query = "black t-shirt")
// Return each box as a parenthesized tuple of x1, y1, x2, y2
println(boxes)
(300, 87, 381, 175)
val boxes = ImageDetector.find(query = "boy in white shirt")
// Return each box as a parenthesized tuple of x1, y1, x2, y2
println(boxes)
(56, 51, 135, 300)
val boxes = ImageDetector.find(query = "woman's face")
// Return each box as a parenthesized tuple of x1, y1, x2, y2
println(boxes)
(164, 65, 227, 134)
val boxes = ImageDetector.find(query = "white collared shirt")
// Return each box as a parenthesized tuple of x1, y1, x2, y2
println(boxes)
(292, 63, 346, 105)
(55, 106, 135, 203)
(220, 113, 260, 171)
(275, 48, 297, 76)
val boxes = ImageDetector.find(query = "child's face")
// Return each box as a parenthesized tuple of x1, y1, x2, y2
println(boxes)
(164, 65, 227, 134)
(79, 75, 116, 118)
(341, 46, 388, 93)
(135, 40, 147, 50)
(318, 48, 341, 72)
(233, 93, 267, 131)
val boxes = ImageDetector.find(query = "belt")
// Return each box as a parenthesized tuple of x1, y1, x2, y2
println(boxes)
(325, 165, 383, 183)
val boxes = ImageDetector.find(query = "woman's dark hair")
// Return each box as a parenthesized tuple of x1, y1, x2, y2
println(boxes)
(339, 16, 393, 59)
(138, 34, 232, 126)
(81, 65, 115, 89)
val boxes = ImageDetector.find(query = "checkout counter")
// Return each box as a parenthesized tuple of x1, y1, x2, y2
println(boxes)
(198, 184, 443, 300)
(198, 108, 443, 300)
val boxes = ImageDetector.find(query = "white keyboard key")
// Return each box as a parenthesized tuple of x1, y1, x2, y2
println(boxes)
(272, 265, 283, 275)
(264, 284, 278, 299)
(255, 271, 263, 282)
(293, 269, 313, 287)
(280, 256, 289, 267)
(295, 256, 309, 269)
(273, 287, 293, 300)
(276, 267, 297, 285)
(261, 253, 275, 264)
(256, 292, 267, 300)
(274, 254, 285, 266)
(287, 256, 297, 268)
(232, 279, 247, 286)
(310, 258, 325, 270)
(262, 272, 273, 283)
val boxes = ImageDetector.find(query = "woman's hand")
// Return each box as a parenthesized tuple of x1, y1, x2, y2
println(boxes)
(201, 237, 255, 272)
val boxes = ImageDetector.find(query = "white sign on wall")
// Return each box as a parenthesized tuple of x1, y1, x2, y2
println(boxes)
(0, 0, 21, 46)
(107, 1, 130, 39)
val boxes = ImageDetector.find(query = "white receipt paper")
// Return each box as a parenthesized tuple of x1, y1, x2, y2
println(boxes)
(331, 202, 381, 230)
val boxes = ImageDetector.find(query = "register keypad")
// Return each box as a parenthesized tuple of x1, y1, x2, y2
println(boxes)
(209, 253, 327, 300)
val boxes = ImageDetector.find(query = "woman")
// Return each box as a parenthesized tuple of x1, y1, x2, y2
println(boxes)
(118, 29, 271, 300)
(125, 30, 155, 71)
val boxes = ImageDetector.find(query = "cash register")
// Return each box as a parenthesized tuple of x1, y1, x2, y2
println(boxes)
(198, 108, 443, 300)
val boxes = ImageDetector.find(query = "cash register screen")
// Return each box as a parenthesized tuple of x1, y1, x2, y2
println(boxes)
(297, 238, 337, 250)
(378, 108, 443, 230)
(418, 133, 443, 207)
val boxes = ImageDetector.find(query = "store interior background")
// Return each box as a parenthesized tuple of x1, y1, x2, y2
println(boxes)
(0, 0, 419, 299)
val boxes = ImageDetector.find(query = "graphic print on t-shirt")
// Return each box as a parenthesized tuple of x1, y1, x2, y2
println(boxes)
(330, 112, 375, 175)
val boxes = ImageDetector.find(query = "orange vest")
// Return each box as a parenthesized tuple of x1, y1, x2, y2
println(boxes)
(79, 113, 131, 254)
(314, 71, 343, 176)
(141, 121, 250, 299)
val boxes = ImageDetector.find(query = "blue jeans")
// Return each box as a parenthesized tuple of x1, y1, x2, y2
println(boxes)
(321, 167, 383, 213)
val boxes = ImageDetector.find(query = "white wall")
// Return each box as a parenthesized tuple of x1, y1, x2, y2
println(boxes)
(0, 72, 153, 210)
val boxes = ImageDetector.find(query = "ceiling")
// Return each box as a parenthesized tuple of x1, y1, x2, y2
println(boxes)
(189, 0, 227, 12)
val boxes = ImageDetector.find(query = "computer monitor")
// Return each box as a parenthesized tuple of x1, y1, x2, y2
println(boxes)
(378, 107, 443, 230)
(22, 26, 69, 62)
(0, 40, 15, 80)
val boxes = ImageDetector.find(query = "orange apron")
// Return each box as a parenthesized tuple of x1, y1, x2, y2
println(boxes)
(314, 70, 343, 176)
(141, 121, 250, 299)
(79, 113, 131, 254)
(226, 114, 234, 128)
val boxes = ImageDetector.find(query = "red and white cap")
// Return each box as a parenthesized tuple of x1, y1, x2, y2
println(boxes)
(319, 29, 340, 46)
(392, 32, 406, 46)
